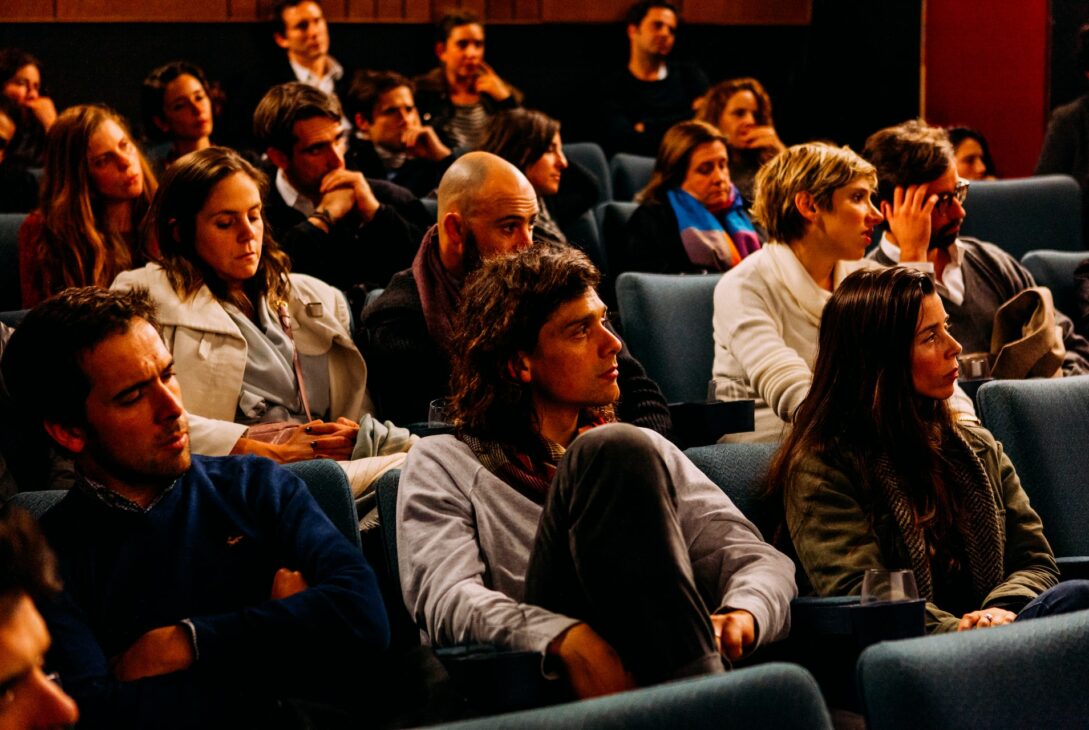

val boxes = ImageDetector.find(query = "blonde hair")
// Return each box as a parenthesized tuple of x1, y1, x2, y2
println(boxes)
(30, 105, 157, 299)
(751, 142, 875, 244)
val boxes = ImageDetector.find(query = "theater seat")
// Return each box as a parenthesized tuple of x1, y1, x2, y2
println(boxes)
(439, 663, 833, 730)
(960, 175, 1083, 259)
(283, 459, 360, 549)
(615, 271, 721, 403)
(976, 376, 1089, 578)
(559, 210, 607, 276)
(0, 214, 27, 311)
(1020, 249, 1087, 317)
(610, 153, 655, 201)
(857, 608, 1089, 730)
(562, 142, 612, 203)
(594, 201, 638, 285)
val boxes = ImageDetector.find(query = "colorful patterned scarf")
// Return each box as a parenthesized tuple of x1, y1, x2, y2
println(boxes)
(667, 185, 761, 271)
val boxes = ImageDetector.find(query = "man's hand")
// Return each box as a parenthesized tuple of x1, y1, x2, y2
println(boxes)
(732, 126, 785, 153)
(472, 62, 512, 101)
(882, 184, 937, 263)
(112, 625, 195, 681)
(271, 567, 310, 600)
(25, 96, 57, 130)
(958, 608, 1017, 631)
(404, 126, 451, 161)
(548, 623, 635, 699)
(711, 610, 756, 662)
(318, 169, 380, 223)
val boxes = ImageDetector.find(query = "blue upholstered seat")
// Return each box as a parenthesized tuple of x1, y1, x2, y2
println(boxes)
(439, 663, 833, 729)
(614, 271, 722, 403)
(594, 201, 638, 283)
(857, 608, 1089, 730)
(559, 209, 607, 276)
(976, 377, 1089, 576)
(960, 175, 1083, 259)
(1020, 248, 1086, 317)
(609, 153, 655, 202)
(562, 142, 612, 204)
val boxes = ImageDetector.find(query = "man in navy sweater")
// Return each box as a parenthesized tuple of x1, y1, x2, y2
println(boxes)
(1, 287, 390, 727)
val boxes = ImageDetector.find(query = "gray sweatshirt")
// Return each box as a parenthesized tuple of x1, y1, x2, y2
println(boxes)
(397, 428, 797, 656)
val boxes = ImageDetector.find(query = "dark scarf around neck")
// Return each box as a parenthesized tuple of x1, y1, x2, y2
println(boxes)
(412, 224, 463, 355)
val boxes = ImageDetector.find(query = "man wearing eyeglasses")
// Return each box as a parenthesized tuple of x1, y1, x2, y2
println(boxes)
(0, 504, 79, 729)
(864, 120, 1089, 375)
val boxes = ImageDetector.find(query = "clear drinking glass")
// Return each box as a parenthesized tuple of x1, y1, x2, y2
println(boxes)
(861, 569, 919, 605)
(428, 398, 452, 428)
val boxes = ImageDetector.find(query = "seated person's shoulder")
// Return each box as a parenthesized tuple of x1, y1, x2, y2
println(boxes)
(954, 420, 1000, 454)
(361, 269, 421, 319)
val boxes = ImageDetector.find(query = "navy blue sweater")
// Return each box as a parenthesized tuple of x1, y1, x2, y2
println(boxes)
(40, 455, 389, 728)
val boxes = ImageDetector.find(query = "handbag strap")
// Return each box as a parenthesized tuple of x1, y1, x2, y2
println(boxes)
(274, 300, 314, 423)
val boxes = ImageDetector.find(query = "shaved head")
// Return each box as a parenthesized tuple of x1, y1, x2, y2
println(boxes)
(436, 151, 539, 277)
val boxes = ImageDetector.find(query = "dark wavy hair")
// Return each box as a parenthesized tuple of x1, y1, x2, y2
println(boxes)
(862, 119, 954, 206)
(766, 267, 957, 538)
(0, 503, 62, 621)
(449, 244, 603, 445)
(140, 60, 212, 142)
(478, 109, 559, 173)
(149, 146, 292, 315)
(948, 126, 997, 179)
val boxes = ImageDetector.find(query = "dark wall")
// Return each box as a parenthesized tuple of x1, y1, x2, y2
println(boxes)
(1, 0, 919, 153)
(1049, 0, 1089, 112)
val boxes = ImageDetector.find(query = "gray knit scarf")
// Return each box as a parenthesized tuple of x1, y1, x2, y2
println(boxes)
(870, 427, 1004, 602)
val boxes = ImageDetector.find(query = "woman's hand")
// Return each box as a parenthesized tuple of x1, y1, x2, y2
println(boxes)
(732, 125, 785, 153)
(234, 420, 360, 463)
(25, 95, 57, 130)
(957, 607, 1017, 631)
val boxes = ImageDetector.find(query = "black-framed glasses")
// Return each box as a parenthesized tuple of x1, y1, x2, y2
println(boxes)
(935, 179, 969, 211)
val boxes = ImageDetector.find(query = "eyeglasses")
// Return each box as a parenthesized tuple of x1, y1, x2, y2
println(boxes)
(935, 180, 969, 212)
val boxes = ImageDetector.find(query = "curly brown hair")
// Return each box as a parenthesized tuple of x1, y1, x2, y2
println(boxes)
(449, 244, 604, 444)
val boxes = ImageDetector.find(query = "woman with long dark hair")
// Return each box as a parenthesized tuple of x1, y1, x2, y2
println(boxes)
(18, 104, 157, 307)
(140, 60, 215, 173)
(113, 146, 412, 494)
(770, 266, 1087, 633)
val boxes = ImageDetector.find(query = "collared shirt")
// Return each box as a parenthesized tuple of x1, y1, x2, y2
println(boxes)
(879, 232, 966, 306)
(275, 168, 315, 217)
(288, 55, 344, 98)
(75, 472, 177, 514)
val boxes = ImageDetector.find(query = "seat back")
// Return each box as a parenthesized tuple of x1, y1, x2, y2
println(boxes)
(975, 376, 1089, 556)
(560, 209, 607, 276)
(684, 442, 779, 538)
(440, 663, 832, 730)
(615, 271, 721, 402)
(858, 608, 1089, 730)
(374, 467, 402, 598)
(562, 142, 612, 203)
(595, 201, 638, 284)
(0, 214, 26, 311)
(960, 175, 1083, 258)
(610, 153, 655, 201)
(1020, 249, 1086, 317)
(283, 459, 361, 549)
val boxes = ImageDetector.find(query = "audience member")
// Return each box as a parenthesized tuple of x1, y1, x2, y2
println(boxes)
(254, 82, 422, 292)
(865, 119, 1089, 376)
(603, 1, 708, 156)
(398, 244, 795, 697)
(770, 267, 1089, 633)
(18, 104, 157, 308)
(359, 152, 673, 433)
(140, 61, 215, 173)
(271, 0, 346, 100)
(345, 69, 453, 198)
(0, 503, 80, 727)
(113, 146, 413, 494)
(0, 96, 38, 213)
(620, 120, 761, 276)
(0, 48, 56, 167)
(696, 78, 786, 204)
(712, 143, 905, 442)
(1035, 23, 1089, 229)
(479, 108, 600, 247)
(948, 126, 996, 181)
(413, 10, 523, 150)
(1, 286, 390, 725)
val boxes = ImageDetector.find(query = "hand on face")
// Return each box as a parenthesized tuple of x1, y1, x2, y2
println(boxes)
(732, 125, 783, 152)
(403, 126, 451, 161)
(23, 95, 57, 130)
(472, 62, 512, 101)
(882, 184, 937, 263)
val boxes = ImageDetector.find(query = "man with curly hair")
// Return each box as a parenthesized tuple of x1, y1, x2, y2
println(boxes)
(396, 243, 796, 700)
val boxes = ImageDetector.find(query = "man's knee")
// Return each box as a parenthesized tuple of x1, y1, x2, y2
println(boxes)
(567, 423, 657, 464)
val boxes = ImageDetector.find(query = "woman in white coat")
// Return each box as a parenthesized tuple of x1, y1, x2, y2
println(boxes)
(114, 146, 412, 493)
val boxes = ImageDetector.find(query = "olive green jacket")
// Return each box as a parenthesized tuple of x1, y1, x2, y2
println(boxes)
(785, 422, 1058, 633)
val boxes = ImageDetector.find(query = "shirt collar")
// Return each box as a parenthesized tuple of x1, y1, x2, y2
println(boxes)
(75, 472, 179, 514)
(275, 168, 315, 217)
(288, 55, 343, 89)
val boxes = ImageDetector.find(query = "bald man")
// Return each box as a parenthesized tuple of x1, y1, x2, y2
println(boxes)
(359, 152, 672, 434)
